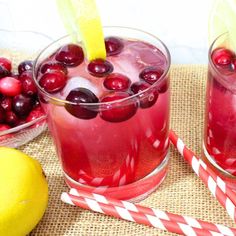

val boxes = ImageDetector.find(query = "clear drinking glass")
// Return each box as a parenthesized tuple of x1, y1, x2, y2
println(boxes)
(203, 32, 236, 189)
(33, 26, 171, 201)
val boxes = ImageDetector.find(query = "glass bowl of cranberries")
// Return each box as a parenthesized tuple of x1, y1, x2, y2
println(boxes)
(0, 30, 52, 147)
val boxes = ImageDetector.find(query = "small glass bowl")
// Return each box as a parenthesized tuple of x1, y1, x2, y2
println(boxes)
(0, 116, 47, 147)
(0, 29, 52, 147)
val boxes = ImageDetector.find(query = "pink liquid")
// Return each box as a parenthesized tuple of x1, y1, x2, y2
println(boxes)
(39, 37, 170, 199)
(204, 47, 236, 183)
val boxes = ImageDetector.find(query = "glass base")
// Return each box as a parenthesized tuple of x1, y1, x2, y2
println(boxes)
(64, 152, 170, 202)
(202, 143, 236, 190)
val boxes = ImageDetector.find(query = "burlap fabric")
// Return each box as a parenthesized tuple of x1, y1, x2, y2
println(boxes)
(18, 65, 236, 235)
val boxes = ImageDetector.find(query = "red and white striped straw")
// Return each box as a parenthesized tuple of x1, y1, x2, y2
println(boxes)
(169, 130, 236, 223)
(61, 189, 235, 236)
(170, 130, 236, 206)
(69, 188, 236, 235)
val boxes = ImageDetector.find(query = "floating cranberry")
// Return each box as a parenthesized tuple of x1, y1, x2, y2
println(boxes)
(100, 92, 137, 122)
(0, 66, 10, 78)
(103, 73, 131, 91)
(0, 97, 12, 111)
(40, 61, 68, 74)
(105, 37, 124, 56)
(212, 48, 234, 67)
(56, 44, 84, 67)
(0, 57, 11, 72)
(18, 60, 33, 74)
(158, 81, 169, 93)
(231, 58, 236, 71)
(12, 94, 33, 118)
(0, 106, 5, 123)
(5, 111, 19, 126)
(0, 76, 22, 96)
(19, 71, 37, 96)
(139, 66, 164, 85)
(131, 81, 159, 108)
(87, 59, 113, 77)
(130, 81, 147, 94)
(65, 88, 99, 119)
(39, 70, 67, 93)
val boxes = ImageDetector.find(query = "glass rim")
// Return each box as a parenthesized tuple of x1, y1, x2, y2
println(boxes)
(33, 26, 171, 107)
(208, 32, 229, 77)
(0, 115, 47, 136)
(0, 28, 53, 41)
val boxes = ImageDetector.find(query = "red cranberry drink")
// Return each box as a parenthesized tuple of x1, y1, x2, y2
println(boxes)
(34, 27, 171, 200)
(203, 33, 236, 189)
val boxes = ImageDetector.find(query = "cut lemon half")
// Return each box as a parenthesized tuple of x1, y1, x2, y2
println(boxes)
(57, 0, 106, 61)
(209, 0, 236, 49)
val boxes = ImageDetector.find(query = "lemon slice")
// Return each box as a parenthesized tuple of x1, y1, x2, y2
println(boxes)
(57, 0, 106, 61)
(209, 0, 236, 49)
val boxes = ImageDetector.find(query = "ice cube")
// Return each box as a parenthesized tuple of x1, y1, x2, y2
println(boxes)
(61, 76, 99, 98)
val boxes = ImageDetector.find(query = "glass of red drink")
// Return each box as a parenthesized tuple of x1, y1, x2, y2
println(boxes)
(33, 27, 171, 201)
(203, 32, 236, 189)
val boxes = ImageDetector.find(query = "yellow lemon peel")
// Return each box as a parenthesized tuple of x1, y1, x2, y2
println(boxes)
(57, 0, 106, 61)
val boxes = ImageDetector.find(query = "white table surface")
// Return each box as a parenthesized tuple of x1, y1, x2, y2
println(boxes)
(0, 0, 214, 64)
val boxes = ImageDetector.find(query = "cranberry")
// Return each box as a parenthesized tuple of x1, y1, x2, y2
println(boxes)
(131, 81, 159, 108)
(33, 99, 40, 108)
(26, 105, 45, 122)
(55, 44, 84, 67)
(0, 97, 12, 111)
(19, 71, 37, 96)
(40, 61, 68, 75)
(0, 124, 11, 141)
(0, 57, 12, 71)
(158, 80, 169, 93)
(0, 76, 22, 96)
(231, 58, 236, 71)
(0, 65, 10, 78)
(10, 73, 19, 80)
(87, 59, 113, 77)
(18, 119, 27, 126)
(39, 70, 67, 93)
(212, 48, 234, 67)
(5, 111, 19, 126)
(38, 93, 48, 104)
(139, 66, 164, 85)
(0, 106, 5, 123)
(100, 92, 137, 122)
(18, 60, 33, 74)
(65, 88, 99, 119)
(0, 124, 10, 131)
(105, 37, 124, 56)
(103, 73, 131, 91)
(12, 94, 33, 118)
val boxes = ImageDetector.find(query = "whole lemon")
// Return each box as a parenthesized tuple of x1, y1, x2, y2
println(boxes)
(0, 147, 48, 236)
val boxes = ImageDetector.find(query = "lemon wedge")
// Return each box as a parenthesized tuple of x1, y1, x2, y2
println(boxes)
(209, 0, 236, 49)
(57, 0, 106, 61)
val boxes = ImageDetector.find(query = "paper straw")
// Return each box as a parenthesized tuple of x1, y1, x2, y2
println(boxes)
(169, 130, 236, 223)
(69, 188, 236, 236)
(77, 153, 134, 187)
(61, 191, 228, 236)
(169, 130, 236, 201)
